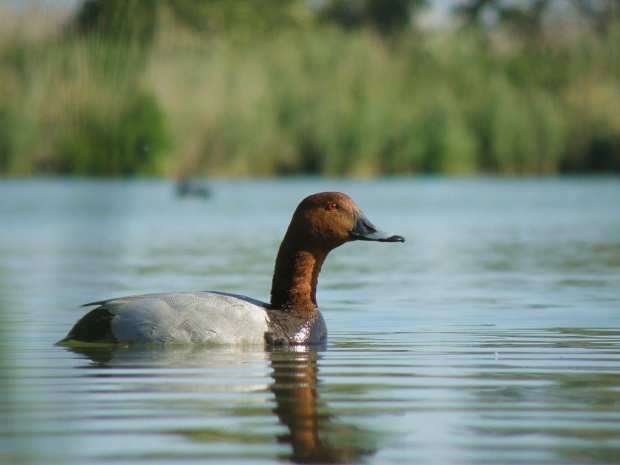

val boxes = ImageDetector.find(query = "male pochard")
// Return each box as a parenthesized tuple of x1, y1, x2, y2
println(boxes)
(60, 192, 404, 346)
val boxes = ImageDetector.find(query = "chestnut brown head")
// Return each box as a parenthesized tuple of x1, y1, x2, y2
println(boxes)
(285, 192, 405, 251)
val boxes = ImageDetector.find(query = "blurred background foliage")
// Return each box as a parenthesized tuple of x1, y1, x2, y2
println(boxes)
(0, 0, 619, 177)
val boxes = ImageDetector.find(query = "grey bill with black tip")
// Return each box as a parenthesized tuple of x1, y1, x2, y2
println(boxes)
(349, 212, 405, 243)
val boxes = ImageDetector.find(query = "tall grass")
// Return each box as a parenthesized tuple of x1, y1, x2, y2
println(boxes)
(0, 6, 619, 176)
(148, 24, 620, 176)
(0, 7, 168, 176)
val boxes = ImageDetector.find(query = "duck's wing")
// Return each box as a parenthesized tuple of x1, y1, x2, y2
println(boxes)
(61, 292, 269, 345)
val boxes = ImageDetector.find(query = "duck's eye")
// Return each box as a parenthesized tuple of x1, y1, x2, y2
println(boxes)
(327, 202, 338, 211)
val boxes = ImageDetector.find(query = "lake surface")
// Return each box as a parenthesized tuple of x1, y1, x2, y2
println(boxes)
(1, 177, 619, 464)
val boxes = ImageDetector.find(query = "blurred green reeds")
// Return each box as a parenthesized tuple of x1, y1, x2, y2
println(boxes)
(0, 4, 619, 177)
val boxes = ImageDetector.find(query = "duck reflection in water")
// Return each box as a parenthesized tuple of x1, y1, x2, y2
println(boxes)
(270, 347, 376, 463)
(64, 345, 376, 464)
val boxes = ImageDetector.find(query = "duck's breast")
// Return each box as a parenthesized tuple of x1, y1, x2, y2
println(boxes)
(108, 291, 269, 344)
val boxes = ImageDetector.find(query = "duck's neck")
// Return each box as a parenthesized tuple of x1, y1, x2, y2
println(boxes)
(270, 238, 328, 314)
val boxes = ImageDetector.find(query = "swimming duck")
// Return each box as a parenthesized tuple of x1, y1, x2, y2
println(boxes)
(60, 192, 404, 346)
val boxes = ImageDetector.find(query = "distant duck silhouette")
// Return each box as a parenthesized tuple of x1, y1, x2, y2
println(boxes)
(176, 178, 212, 198)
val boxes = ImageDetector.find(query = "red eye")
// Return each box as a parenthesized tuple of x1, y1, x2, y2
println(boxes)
(327, 202, 338, 211)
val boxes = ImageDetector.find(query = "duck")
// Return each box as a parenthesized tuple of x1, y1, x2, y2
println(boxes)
(176, 178, 212, 198)
(59, 192, 404, 346)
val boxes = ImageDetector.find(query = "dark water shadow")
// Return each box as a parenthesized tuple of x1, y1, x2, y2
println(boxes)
(63, 344, 376, 464)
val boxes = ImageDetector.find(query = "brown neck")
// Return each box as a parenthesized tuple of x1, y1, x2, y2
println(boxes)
(270, 237, 328, 314)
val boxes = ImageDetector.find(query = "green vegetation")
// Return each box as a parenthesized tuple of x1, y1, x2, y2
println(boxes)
(0, 1, 619, 177)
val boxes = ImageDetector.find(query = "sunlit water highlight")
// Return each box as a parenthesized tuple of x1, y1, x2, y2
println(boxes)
(1, 178, 619, 464)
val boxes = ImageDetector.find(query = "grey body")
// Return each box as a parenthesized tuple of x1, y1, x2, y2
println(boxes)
(62, 291, 327, 346)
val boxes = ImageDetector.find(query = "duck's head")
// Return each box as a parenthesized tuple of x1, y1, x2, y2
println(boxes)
(286, 192, 405, 251)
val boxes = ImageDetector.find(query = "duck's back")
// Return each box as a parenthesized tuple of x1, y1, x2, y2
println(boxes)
(62, 292, 270, 345)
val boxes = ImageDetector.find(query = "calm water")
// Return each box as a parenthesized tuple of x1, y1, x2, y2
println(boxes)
(1, 178, 619, 464)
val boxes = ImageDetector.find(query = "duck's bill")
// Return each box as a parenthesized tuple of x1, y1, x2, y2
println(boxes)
(350, 213, 405, 243)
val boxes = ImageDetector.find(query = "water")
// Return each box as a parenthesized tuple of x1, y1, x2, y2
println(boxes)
(1, 177, 619, 464)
